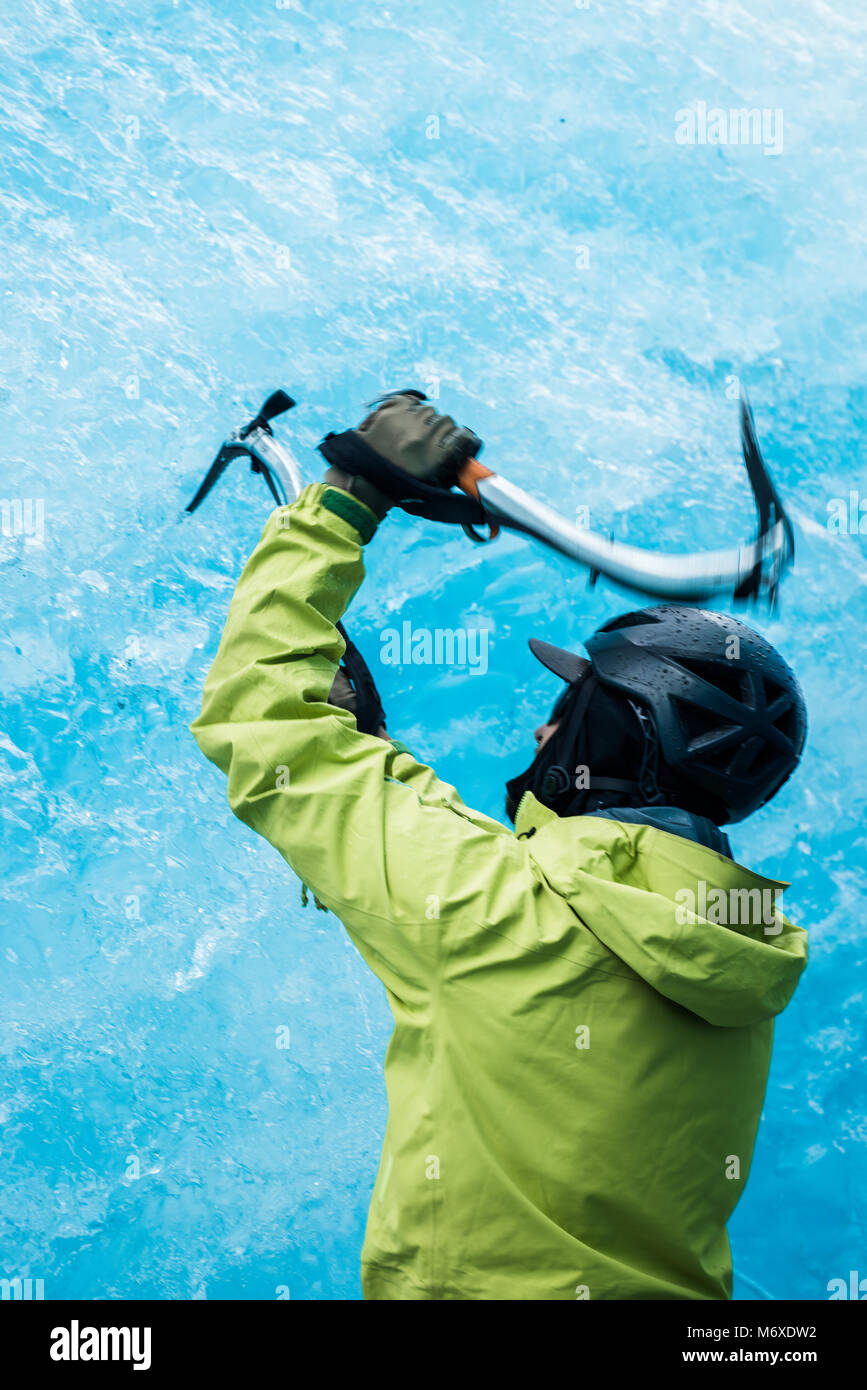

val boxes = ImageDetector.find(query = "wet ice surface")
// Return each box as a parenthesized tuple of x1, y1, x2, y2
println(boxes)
(1, 0, 865, 1299)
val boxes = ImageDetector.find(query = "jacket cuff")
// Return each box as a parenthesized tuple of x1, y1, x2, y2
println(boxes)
(321, 486, 380, 544)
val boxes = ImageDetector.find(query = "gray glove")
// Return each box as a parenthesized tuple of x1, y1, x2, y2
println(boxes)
(324, 393, 473, 519)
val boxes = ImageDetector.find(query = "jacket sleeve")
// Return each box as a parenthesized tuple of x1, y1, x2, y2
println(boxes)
(190, 483, 531, 1001)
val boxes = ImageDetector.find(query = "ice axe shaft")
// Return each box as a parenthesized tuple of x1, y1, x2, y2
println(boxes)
(453, 396, 793, 604)
(187, 387, 794, 607)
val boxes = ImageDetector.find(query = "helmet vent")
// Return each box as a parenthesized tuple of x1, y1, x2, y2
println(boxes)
(676, 657, 747, 703)
(727, 734, 768, 776)
(674, 696, 737, 749)
(601, 611, 662, 632)
(762, 677, 798, 742)
(771, 702, 798, 741)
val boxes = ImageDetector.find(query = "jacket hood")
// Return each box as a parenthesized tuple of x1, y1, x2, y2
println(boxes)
(515, 793, 807, 1028)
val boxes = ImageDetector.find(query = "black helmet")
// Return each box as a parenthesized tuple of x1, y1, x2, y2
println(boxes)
(510, 605, 807, 825)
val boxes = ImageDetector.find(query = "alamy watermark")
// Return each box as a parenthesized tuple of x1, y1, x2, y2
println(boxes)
(675, 102, 783, 156)
(50, 1321, 151, 1371)
(380, 622, 489, 676)
(1, 497, 45, 545)
(827, 1270, 867, 1300)
(1, 1275, 44, 1299)
(675, 881, 783, 933)
(826, 491, 867, 534)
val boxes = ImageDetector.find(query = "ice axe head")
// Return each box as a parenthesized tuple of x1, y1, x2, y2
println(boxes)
(240, 389, 296, 439)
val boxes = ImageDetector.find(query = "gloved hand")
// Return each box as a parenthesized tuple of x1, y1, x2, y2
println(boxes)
(324, 392, 475, 519)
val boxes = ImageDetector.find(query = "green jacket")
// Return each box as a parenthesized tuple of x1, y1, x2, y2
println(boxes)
(192, 483, 808, 1301)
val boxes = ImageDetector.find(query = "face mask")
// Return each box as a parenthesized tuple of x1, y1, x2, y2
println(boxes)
(505, 676, 665, 823)
(505, 676, 597, 822)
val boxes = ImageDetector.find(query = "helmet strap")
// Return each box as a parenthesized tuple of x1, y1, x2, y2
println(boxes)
(628, 700, 665, 805)
(554, 690, 668, 816)
(507, 675, 676, 821)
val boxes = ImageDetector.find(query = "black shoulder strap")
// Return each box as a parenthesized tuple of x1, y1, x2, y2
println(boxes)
(336, 620, 386, 736)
